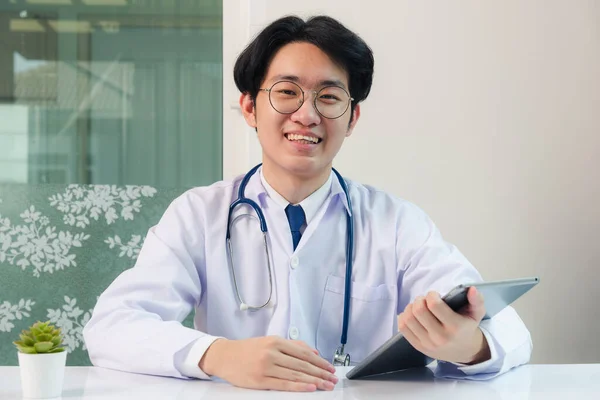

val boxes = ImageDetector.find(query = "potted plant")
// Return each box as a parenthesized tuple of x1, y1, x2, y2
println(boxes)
(13, 321, 67, 399)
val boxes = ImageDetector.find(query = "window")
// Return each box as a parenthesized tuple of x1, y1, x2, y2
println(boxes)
(0, 0, 223, 187)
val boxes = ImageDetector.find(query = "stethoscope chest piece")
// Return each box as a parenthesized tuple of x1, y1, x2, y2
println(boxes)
(332, 345, 351, 366)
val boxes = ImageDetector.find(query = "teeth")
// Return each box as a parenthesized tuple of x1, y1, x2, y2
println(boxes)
(287, 134, 319, 143)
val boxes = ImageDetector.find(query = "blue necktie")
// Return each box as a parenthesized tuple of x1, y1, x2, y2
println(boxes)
(285, 204, 306, 251)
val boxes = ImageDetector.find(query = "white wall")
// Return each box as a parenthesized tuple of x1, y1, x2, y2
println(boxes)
(223, 0, 600, 364)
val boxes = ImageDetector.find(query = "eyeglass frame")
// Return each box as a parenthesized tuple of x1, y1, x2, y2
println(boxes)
(258, 80, 354, 120)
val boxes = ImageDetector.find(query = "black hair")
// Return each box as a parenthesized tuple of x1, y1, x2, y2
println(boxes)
(233, 15, 374, 119)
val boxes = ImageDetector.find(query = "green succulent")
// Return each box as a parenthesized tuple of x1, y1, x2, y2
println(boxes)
(13, 321, 65, 354)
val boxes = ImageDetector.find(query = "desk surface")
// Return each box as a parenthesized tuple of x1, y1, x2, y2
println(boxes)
(1, 365, 599, 400)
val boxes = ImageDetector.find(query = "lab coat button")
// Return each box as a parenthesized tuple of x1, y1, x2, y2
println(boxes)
(290, 256, 299, 269)
(289, 326, 299, 339)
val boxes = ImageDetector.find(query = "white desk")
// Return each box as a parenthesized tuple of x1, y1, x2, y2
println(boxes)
(1, 365, 599, 399)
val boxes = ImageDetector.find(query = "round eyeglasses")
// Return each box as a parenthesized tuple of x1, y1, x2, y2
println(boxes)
(259, 81, 354, 119)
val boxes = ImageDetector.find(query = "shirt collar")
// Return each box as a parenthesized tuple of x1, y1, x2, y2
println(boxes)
(259, 168, 333, 225)
(240, 165, 352, 218)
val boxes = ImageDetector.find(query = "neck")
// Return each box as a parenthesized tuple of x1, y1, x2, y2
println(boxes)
(261, 160, 331, 205)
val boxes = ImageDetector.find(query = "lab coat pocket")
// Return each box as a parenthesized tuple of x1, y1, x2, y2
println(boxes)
(316, 274, 397, 364)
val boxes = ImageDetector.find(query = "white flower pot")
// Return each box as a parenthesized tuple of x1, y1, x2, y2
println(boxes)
(17, 351, 67, 399)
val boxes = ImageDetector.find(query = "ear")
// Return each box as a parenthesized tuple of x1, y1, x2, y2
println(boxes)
(345, 104, 361, 137)
(240, 92, 257, 128)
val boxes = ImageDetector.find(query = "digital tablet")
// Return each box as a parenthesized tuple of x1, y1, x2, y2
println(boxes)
(346, 276, 540, 380)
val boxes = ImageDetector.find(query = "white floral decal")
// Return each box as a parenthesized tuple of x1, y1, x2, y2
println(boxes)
(105, 234, 143, 259)
(47, 296, 93, 353)
(49, 184, 157, 228)
(0, 299, 35, 333)
(0, 206, 90, 277)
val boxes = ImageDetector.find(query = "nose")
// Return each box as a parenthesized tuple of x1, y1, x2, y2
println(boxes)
(290, 92, 321, 126)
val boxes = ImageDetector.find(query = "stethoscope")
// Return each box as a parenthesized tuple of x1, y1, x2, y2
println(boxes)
(226, 163, 354, 366)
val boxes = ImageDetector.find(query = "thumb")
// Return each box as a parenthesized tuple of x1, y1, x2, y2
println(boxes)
(466, 287, 486, 322)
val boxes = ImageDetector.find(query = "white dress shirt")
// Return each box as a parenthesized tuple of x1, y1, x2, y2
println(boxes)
(83, 167, 532, 381)
(259, 168, 333, 231)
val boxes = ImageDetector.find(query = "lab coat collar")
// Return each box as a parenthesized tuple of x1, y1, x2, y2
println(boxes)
(330, 169, 352, 217)
(238, 168, 268, 207)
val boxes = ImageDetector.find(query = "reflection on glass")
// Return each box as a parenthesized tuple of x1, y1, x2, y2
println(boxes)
(0, 0, 223, 187)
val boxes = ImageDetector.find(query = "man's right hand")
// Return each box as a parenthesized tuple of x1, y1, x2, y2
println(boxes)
(198, 336, 338, 392)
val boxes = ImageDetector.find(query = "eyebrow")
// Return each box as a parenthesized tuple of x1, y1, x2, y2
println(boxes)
(269, 75, 348, 90)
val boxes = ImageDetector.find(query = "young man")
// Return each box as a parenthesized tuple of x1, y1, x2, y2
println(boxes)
(84, 15, 532, 392)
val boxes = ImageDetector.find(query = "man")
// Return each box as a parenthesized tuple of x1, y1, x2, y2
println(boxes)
(84, 15, 532, 392)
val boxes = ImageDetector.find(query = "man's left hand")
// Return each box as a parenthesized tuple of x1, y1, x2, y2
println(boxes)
(397, 287, 491, 365)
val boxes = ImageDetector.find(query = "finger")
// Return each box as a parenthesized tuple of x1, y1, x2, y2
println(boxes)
(397, 304, 413, 331)
(399, 305, 426, 343)
(398, 321, 423, 352)
(292, 340, 320, 356)
(465, 287, 486, 321)
(426, 291, 462, 326)
(260, 377, 318, 392)
(412, 295, 445, 334)
(274, 353, 338, 383)
(468, 287, 484, 304)
(279, 341, 335, 373)
(397, 313, 406, 332)
(265, 365, 336, 391)
(404, 301, 434, 348)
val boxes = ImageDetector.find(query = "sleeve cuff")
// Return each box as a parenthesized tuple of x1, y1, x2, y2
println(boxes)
(434, 326, 502, 380)
(453, 326, 499, 374)
(174, 335, 223, 379)
(434, 308, 532, 380)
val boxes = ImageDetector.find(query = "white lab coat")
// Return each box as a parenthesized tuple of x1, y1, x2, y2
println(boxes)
(83, 168, 532, 381)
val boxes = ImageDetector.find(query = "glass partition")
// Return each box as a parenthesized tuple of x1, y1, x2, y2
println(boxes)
(0, 0, 223, 187)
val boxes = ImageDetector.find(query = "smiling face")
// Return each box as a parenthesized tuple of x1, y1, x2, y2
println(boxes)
(240, 42, 360, 181)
